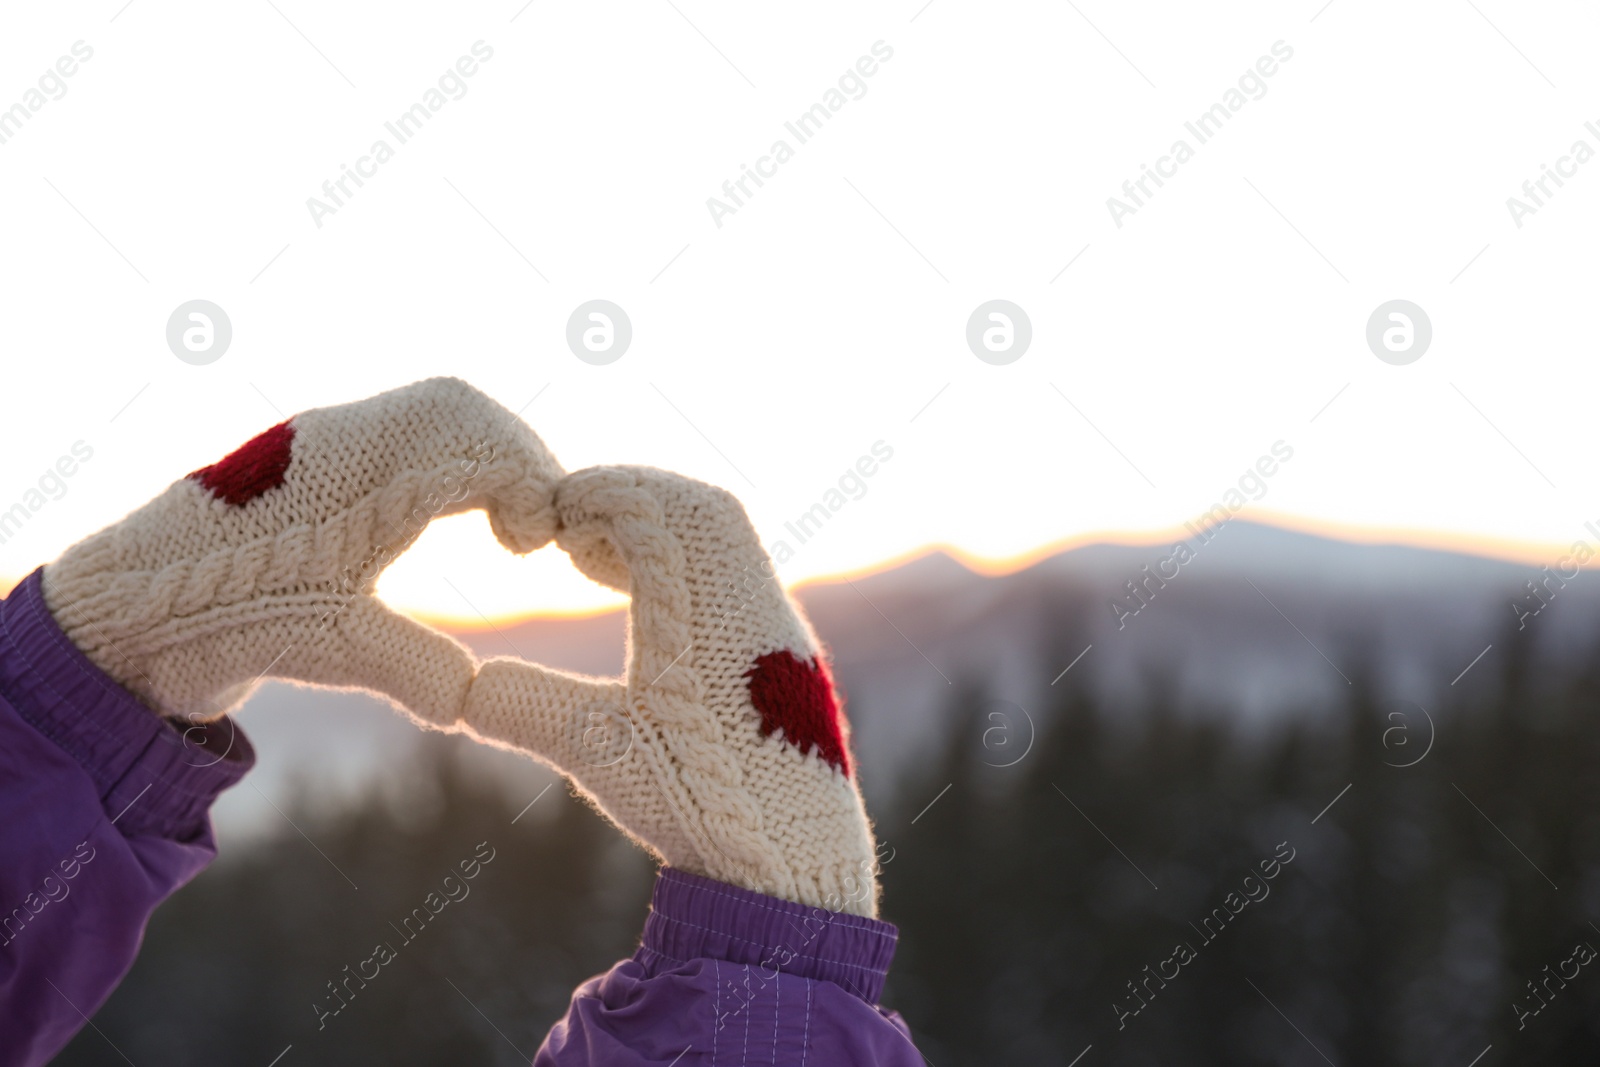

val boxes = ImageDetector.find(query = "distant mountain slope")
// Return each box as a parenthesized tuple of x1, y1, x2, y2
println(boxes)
(220, 521, 1596, 837)
(446, 520, 1597, 789)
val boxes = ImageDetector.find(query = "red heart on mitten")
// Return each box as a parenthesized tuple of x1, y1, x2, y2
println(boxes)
(189, 421, 296, 506)
(745, 649, 850, 776)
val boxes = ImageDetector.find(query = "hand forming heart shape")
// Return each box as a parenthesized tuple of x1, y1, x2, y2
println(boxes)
(41, 378, 881, 915)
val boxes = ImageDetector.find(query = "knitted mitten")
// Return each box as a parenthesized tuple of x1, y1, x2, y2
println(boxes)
(42, 377, 564, 726)
(463, 466, 880, 916)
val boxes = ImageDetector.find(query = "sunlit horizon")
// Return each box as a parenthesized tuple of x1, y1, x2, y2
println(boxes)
(402, 510, 1587, 631)
(3, 509, 1578, 633)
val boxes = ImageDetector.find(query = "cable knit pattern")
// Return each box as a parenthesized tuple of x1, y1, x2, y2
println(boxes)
(38, 382, 880, 917)
(41, 378, 565, 725)
(462, 466, 881, 917)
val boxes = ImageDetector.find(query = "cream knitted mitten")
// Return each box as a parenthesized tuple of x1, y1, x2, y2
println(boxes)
(42, 377, 564, 726)
(463, 466, 881, 917)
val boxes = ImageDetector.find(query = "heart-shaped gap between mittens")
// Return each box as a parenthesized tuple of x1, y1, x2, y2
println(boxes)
(380, 515, 629, 676)
(376, 495, 853, 777)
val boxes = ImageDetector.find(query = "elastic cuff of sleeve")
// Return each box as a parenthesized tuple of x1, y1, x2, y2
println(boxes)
(0, 568, 255, 839)
(641, 867, 899, 1004)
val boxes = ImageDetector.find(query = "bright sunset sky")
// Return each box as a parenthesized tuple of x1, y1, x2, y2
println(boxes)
(2, 3, 1596, 623)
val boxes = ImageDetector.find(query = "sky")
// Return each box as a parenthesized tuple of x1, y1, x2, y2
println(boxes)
(1, 1, 1597, 624)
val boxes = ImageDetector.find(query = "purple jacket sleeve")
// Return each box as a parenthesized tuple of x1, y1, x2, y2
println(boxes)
(536, 868, 924, 1066)
(0, 569, 254, 1066)
(0, 567, 920, 1065)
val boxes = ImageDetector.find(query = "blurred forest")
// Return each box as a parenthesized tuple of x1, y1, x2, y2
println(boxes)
(54, 609, 1600, 1065)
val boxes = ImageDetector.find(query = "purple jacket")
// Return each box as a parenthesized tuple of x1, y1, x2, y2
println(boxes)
(0, 570, 921, 1066)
